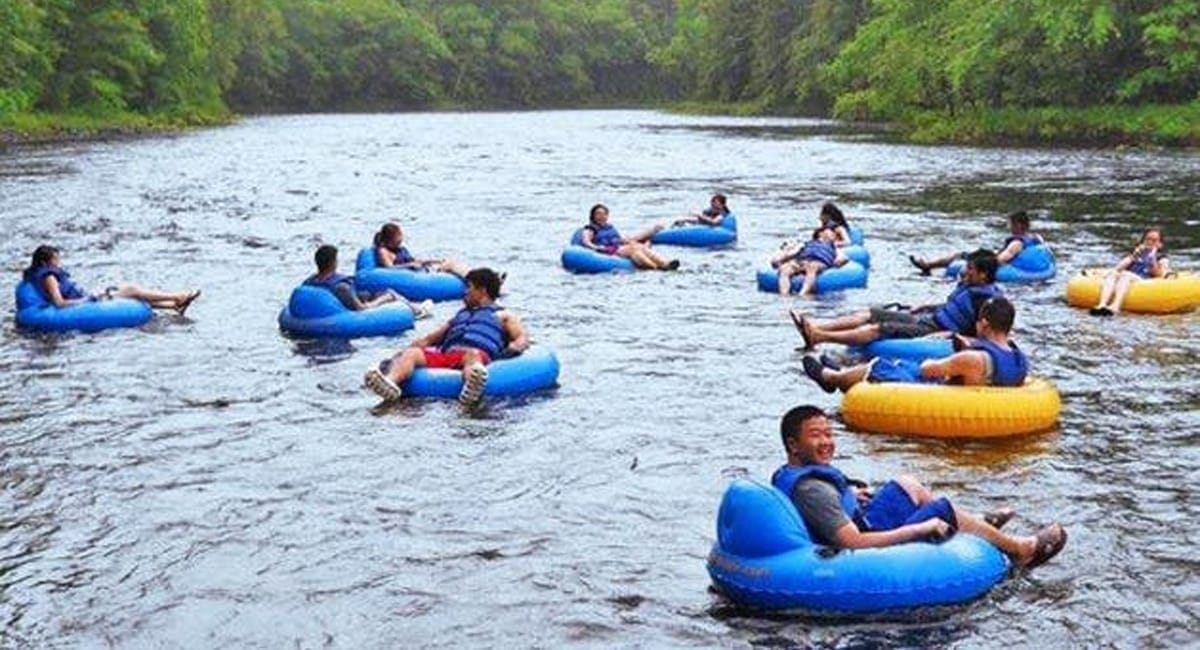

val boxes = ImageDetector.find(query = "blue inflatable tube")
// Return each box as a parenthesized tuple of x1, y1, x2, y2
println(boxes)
(561, 230, 637, 274)
(757, 262, 868, 294)
(848, 225, 865, 246)
(401, 346, 560, 399)
(278, 285, 414, 339)
(651, 215, 737, 248)
(841, 244, 871, 268)
(707, 479, 1009, 614)
(946, 245, 1057, 283)
(14, 280, 152, 333)
(850, 337, 954, 362)
(353, 248, 467, 301)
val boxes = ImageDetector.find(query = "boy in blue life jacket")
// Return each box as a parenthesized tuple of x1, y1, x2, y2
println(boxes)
(791, 249, 1002, 350)
(908, 210, 1045, 275)
(363, 267, 528, 408)
(305, 245, 432, 317)
(801, 297, 1027, 392)
(774, 405, 1066, 567)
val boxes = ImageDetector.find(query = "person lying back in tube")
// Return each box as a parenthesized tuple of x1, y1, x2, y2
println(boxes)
(791, 249, 1002, 350)
(673, 193, 731, 227)
(800, 296, 1027, 393)
(1089, 227, 1169, 317)
(769, 227, 850, 296)
(774, 405, 1067, 568)
(908, 210, 1045, 275)
(24, 244, 200, 314)
(306, 244, 431, 317)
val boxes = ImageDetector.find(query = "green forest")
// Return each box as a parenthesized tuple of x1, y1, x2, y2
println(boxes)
(3, 0, 1198, 144)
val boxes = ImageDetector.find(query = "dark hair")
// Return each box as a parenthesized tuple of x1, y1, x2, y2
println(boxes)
(314, 244, 338, 272)
(374, 223, 400, 247)
(1138, 227, 1166, 257)
(24, 245, 58, 280)
(1007, 211, 1030, 231)
(819, 202, 848, 228)
(780, 405, 827, 451)
(465, 267, 502, 299)
(589, 204, 608, 223)
(978, 296, 1016, 333)
(712, 194, 728, 213)
(965, 248, 999, 283)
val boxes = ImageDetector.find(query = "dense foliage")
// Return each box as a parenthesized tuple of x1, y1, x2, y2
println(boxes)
(2, 0, 1198, 143)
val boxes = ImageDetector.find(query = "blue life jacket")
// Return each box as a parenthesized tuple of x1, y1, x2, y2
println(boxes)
(376, 245, 414, 266)
(933, 283, 1002, 335)
(1003, 233, 1042, 251)
(440, 304, 506, 357)
(1128, 249, 1158, 278)
(795, 240, 837, 267)
(29, 265, 87, 302)
(772, 463, 862, 542)
(586, 223, 622, 249)
(970, 339, 1029, 387)
(303, 272, 354, 293)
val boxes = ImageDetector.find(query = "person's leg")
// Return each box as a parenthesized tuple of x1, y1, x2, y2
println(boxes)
(810, 322, 884, 346)
(365, 347, 429, 401)
(630, 222, 666, 242)
(910, 251, 964, 273)
(1108, 272, 1138, 314)
(458, 349, 490, 407)
(893, 476, 1062, 566)
(1095, 270, 1119, 308)
(620, 244, 657, 269)
(810, 309, 873, 332)
(116, 284, 201, 313)
(798, 261, 826, 296)
(777, 261, 800, 295)
(818, 360, 871, 392)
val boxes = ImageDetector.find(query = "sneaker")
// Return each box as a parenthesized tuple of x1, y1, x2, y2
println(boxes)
(364, 366, 402, 402)
(413, 299, 434, 320)
(458, 362, 489, 407)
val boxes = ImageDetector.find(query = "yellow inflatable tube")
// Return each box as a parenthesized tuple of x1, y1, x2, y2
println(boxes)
(1066, 268, 1200, 314)
(842, 378, 1061, 438)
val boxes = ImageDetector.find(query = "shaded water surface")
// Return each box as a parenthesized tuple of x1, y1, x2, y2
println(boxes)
(0, 112, 1197, 647)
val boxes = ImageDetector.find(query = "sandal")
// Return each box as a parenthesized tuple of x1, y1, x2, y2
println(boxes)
(982, 507, 1015, 530)
(176, 290, 202, 316)
(908, 255, 932, 276)
(802, 355, 836, 394)
(1022, 523, 1068, 570)
(789, 309, 814, 351)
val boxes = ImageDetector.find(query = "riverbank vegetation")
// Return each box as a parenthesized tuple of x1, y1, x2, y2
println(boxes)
(2, 0, 1198, 146)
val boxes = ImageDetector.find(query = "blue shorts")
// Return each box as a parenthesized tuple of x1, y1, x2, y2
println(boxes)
(860, 480, 957, 532)
(867, 358, 940, 384)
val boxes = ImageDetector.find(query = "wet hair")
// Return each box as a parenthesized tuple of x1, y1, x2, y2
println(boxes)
(374, 223, 400, 247)
(589, 204, 608, 223)
(819, 202, 848, 228)
(978, 297, 1016, 334)
(1007, 211, 1030, 231)
(965, 248, 999, 283)
(24, 245, 58, 280)
(465, 267, 502, 299)
(780, 405, 827, 451)
(712, 194, 728, 213)
(314, 244, 338, 272)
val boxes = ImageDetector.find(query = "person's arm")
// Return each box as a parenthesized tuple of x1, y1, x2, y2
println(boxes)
(1152, 254, 1169, 278)
(1114, 251, 1137, 272)
(376, 247, 396, 268)
(696, 212, 723, 226)
(41, 275, 87, 307)
(919, 350, 986, 383)
(580, 229, 601, 251)
(834, 226, 851, 246)
(409, 320, 452, 348)
(996, 239, 1024, 264)
(500, 311, 530, 355)
(831, 518, 949, 549)
(333, 283, 368, 311)
(833, 251, 849, 267)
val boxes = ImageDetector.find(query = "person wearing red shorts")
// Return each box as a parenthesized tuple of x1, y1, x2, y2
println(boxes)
(363, 267, 528, 408)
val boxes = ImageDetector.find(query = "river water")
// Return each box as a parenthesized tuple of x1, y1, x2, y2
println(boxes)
(0, 111, 1197, 648)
